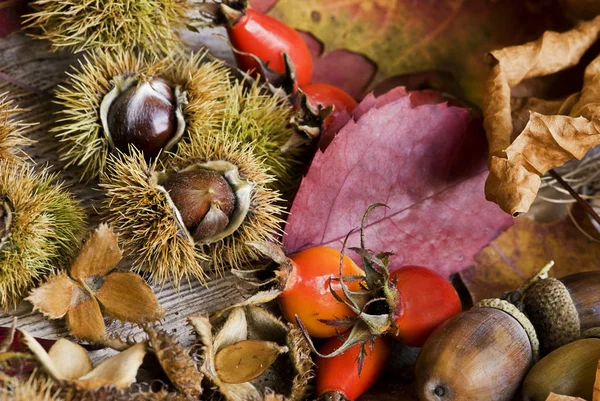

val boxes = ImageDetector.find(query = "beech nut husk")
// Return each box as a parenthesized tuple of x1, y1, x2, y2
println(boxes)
(522, 337, 600, 401)
(524, 270, 600, 354)
(415, 299, 538, 401)
(100, 75, 186, 159)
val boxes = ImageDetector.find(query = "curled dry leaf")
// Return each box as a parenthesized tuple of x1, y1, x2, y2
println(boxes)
(188, 306, 312, 401)
(483, 15, 600, 216)
(283, 88, 512, 277)
(19, 330, 146, 390)
(27, 224, 164, 343)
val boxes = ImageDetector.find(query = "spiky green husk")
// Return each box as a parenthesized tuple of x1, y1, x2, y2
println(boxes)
(24, 0, 189, 54)
(177, 79, 301, 191)
(100, 133, 285, 286)
(0, 95, 33, 165)
(53, 49, 231, 181)
(0, 161, 85, 310)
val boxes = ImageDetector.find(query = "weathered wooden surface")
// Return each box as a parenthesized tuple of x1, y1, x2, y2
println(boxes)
(0, 29, 247, 361)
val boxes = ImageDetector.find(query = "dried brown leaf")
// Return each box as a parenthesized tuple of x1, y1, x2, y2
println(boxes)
(70, 224, 122, 281)
(215, 340, 287, 384)
(26, 273, 74, 319)
(95, 272, 164, 324)
(65, 288, 105, 342)
(47, 339, 92, 380)
(77, 342, 146, 390)
(483, 15, 600, 216)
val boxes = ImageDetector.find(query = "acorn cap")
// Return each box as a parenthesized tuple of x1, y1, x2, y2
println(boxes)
(475, 298, 540, 362)
(523, 277, 580, 355)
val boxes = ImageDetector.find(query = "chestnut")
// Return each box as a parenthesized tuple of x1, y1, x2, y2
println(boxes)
(100, 76, 186, 159)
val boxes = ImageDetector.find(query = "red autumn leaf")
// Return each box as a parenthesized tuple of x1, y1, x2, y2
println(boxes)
(283, 88, 513, 277)
(0, 0, 26, 39)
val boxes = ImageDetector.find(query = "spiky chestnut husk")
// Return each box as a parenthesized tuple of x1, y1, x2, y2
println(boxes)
(0, 95, 33, 165)
(0, 375, 60, 401)
(176, 78, 302, 192)
(99, 136, 284, 285)
(189, 305, 312, 401)
(0, 161, 86, 310)
(24, 0, 190, 54)
(53, 49, 231, 180)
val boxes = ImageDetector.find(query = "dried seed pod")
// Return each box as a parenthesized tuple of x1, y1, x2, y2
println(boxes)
(522, 337, 600, 401)
(24, 0, 189, 54)
(144, 325, 203, 398)
(189, 305, 313, 401)
(0, 161, 85, 310)
(0, 95, 32, 165)
(53, 49, 230, 180)
(524, 271, 600, 354)
(100, 136, 284, 285)
(415, 299, 538, 401)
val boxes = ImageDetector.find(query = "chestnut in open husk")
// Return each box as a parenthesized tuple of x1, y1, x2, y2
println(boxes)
(523, 270, 600, 354)
(522, 337, 600, 401)
(415, 299, 538, 401)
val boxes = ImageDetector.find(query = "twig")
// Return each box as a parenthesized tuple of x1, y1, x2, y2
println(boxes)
(549, 169, 600, 227)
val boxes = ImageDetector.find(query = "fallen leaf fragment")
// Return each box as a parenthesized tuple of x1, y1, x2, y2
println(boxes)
(546, 393, 586, 400)
(483, 15, 600, 216)
(460, 211, 600, 303)
(27, 224, 164, 343)
(284, 88, 512, 277)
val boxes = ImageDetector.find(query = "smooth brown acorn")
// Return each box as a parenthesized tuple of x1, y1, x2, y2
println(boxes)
(415, 299, 538, 401)
(522, 337, 600, 401)
(100, 76, 186, 159)
(524, 270, 600, 355)
(162, 168, 236, 242)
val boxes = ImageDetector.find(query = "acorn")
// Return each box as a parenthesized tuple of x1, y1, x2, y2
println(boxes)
(521, 337, 600, 401)
(415, 299, 539, 401)
(99, 131, 284, 285)
(0, 160, 85, 310)
(53, 49, 230, 180)
(523, 270, 600, 354)
(24, 0, 190, 54)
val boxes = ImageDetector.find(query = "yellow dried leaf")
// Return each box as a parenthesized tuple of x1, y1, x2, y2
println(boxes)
(26, 273, 74, 319)
(546, 393, 586, 400)
(70, 224, 122, 281)
(78, 342, 147, 390)
(47, 339, 92, 380)
(66, 287, 105, 342)
(215, 340, 288, 384)
(483, 15, 600, 215)
(95, 272, 164, 324)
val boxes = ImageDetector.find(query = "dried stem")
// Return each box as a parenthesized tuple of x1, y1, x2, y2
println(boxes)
(549, 169, 600, 227)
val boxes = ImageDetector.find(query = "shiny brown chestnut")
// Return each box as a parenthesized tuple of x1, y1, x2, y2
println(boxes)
(524, 270, 600, 354)
(522, 337, 600, 401)
(416, 300, 538, 401)
(100, 76, 186, 159)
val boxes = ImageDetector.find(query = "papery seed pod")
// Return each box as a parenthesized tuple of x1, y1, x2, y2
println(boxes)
(100, 134, 284, 285)
(53, 49, 231, 180)
(0, 95, 33, 165)
(524, 270, 600, 354)
(0, 160, 85, 310)
(24, 0, 190, 54)
(415, 299, 538, 401)
(189, 305, 313, 401)
(522, 337, 600, 401)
